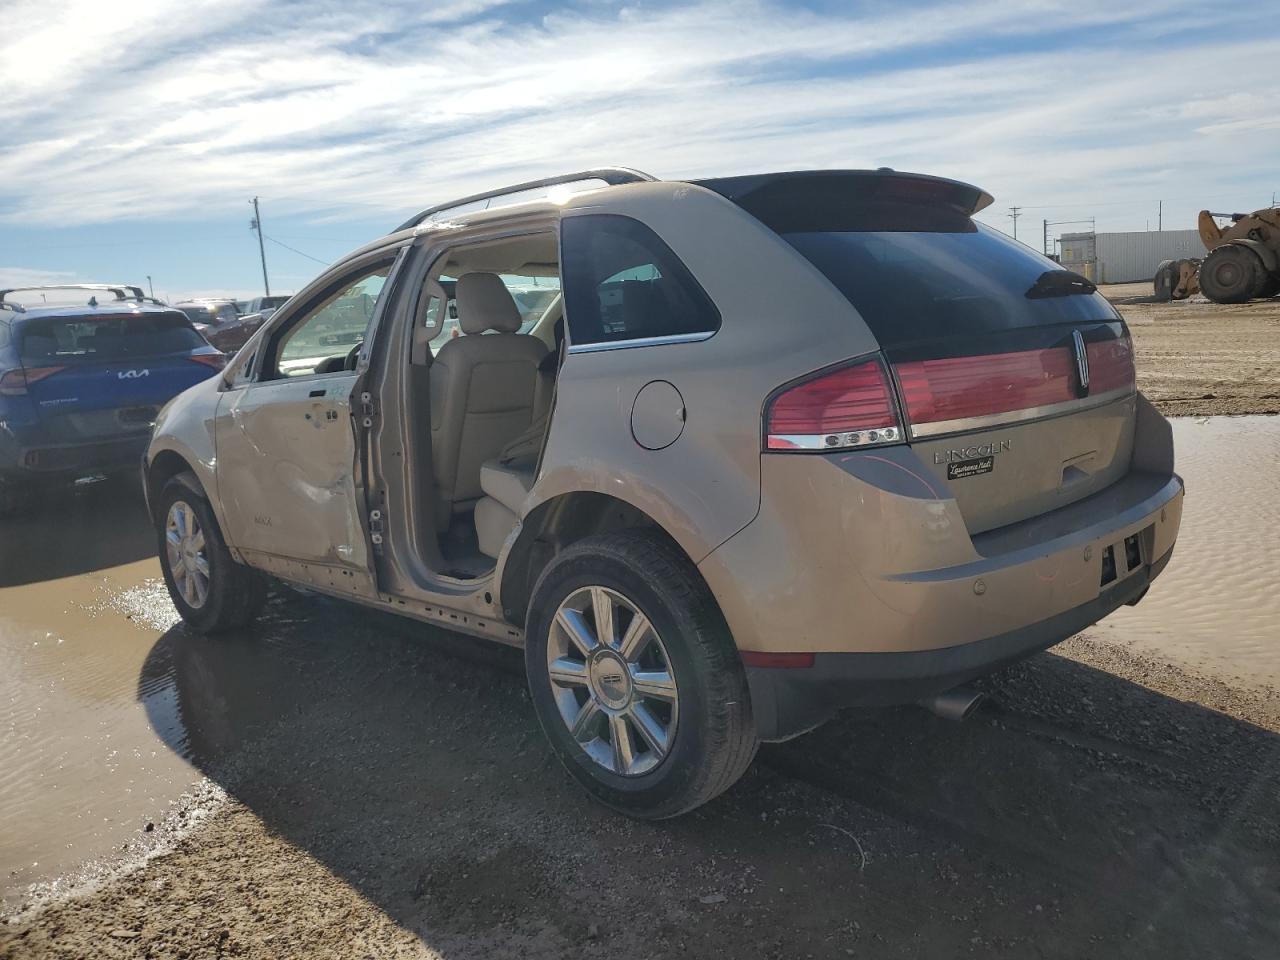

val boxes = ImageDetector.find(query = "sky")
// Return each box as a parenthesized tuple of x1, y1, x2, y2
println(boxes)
(1, 0, 1277, 302)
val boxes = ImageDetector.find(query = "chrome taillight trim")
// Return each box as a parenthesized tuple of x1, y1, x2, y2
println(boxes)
(767, 425, 903, 451)
(906, 385, 1135, 439)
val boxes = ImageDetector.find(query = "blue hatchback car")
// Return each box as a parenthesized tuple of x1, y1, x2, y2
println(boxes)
(0, 284, 225, 512)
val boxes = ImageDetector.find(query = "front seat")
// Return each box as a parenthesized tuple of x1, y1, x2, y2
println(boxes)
(429, 272, 547, 529)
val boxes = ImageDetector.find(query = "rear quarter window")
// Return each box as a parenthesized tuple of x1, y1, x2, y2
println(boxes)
(560, 214, 720, 347)
(19, 312, 205, 361)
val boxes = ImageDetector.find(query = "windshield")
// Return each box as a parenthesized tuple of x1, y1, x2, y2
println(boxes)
(19, 313, 205, 361)
(782, 223, 1117, 348)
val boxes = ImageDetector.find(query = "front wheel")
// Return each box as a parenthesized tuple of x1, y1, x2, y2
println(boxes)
(1199, 244, 1264, 304)
(524, 531, 757, 819)
(155, 475, 267, 633)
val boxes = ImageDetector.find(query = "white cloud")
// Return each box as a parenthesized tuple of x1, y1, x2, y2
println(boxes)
(0, 266, 78, 289)
(0, 0, 1276, 235)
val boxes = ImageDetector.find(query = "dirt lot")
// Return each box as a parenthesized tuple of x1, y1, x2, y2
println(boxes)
(3, 446, 1280, 960)
(1106, 284, 1280, 417)
(3, 584, 1279, 960)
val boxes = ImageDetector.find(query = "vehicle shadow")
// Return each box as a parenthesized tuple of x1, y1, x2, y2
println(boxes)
(138, 589, 1280, 959)
(0, 475, 155, 587)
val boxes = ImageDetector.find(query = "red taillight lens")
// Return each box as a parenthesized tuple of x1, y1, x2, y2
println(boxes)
(188, 353, 226, 370)
(894, 335, 1134, 436)
(895, 348, 1075, 426)
(0, 366, 67, 396)
(1085, 336, 1135, 393)
(765, 358, 902, 451)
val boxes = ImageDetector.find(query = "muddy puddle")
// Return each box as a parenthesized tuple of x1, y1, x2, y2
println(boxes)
(1090, 416, 1280, 690)
(0, 482, 196, 907)
(1, 416, 1278, 913)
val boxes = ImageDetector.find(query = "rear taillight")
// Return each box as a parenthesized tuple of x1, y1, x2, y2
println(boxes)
(765, 358, 902, 451)
(188, 353, 226, 370)
(0, 366, 67, 396)
(895, 348, 1075, 427)
(894, 335, 1134, 436)
(1085, 336, 1135, 393)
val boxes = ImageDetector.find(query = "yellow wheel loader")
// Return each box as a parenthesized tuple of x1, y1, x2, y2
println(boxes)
(1154, 207, 1280, 303)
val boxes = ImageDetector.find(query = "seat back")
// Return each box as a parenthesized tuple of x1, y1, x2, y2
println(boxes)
(429, 273, 547, 527)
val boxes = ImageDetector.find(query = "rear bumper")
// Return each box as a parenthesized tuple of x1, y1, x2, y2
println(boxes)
(746, 547, 1172, 740)
(0, 429, 150, 482)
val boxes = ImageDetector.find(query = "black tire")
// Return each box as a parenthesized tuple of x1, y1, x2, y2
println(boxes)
(524, 531, 757, 819)
(1257, 272, 1280, 300)
(155, 474, 267, 633)
(1152, 259, 1176, 302)
(1199, 244, 1264, 304)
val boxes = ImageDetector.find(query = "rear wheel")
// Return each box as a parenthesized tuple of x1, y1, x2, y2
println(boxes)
(155, 475, 267, 633)
(524, 531, 757, 819)
(1152, 259, 1176, 302)
(1199, 244, 1264, 304)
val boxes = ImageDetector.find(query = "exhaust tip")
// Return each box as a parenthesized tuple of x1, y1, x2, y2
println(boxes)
(918, 686, 987, 722)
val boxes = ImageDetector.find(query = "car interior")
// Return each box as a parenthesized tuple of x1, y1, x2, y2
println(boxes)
(406, 232, 564, 579)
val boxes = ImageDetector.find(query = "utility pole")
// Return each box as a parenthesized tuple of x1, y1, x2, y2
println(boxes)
(146, 275, 154, 298)
(1008, 205, 1021, 241)
(250, 197, 271, 297)
(1158, 200, 1162, 232)
(1043, 219, 1050, 257)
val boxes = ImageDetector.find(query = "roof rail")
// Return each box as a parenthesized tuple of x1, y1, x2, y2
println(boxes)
(0, 283, 152, 303)
(396, 167, 657, 232)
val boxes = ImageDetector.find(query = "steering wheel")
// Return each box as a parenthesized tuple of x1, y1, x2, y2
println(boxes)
(343, 341, 363, 371)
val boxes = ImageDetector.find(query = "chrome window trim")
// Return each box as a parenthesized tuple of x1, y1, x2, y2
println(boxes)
(566, 331, 715, 354)
(907, 385, 1134, 440)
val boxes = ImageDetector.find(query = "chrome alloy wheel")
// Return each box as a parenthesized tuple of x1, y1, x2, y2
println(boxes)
(547, 586, 679, 776)
(165, 500, 210, 610)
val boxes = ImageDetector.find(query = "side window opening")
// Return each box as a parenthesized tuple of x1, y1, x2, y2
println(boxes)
(268, 261, 393, 378)
(560, 214, 720, 347)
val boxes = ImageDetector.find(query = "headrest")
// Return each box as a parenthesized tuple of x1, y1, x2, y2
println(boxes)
(456, 272, 522, 335)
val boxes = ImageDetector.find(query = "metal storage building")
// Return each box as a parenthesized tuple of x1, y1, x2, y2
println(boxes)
(1058, 229, 1203, 283)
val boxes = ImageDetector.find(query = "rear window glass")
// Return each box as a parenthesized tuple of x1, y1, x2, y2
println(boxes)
(782, 224, 1117, 348)
(561, 214, 720, 346)
(19, 313, 205, 361)
(179, 304, 236, 324)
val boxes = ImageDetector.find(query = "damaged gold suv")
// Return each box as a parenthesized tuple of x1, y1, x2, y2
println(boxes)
(145, 167, 1184, 818)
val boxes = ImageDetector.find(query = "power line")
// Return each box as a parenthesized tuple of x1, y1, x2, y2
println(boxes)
(1008, 205, 1021, 240)
(264, 235, 330, 265)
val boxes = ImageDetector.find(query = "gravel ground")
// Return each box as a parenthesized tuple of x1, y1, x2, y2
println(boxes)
(1106, 286, 1280, 417)
(3, 588, 1278, 960)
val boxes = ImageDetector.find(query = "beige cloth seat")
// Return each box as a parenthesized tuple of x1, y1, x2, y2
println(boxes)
(474, 457, 537, 558)
(430, 273, 547, 529)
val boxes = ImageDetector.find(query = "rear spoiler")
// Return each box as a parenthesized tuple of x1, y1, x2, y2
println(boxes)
(695, 169, 994, 233)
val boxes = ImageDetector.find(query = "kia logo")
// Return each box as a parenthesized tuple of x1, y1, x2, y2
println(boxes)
(118, 369, 150, 379)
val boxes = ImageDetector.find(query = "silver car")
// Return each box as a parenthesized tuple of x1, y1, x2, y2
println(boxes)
(145, 167, 1183, 818)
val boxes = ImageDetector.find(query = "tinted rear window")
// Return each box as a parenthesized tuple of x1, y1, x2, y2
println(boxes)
(784, 224, 1117, 348)
(19, 313, 205, 362)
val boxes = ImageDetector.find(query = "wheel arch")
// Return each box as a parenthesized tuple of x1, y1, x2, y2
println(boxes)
(146, 449, 202, 518)
(497, 491, 696, 628)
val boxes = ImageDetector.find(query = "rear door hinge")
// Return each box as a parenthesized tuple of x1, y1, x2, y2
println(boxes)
(360, 391, 378, 427)
(368, 507, 385, 555)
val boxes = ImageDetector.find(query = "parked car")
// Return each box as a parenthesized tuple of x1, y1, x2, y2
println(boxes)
(144, 168, 1184, 818)
(0, 284, 225, 514)
(174, 299, 261, 354)
(235, 295, 291, 323)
